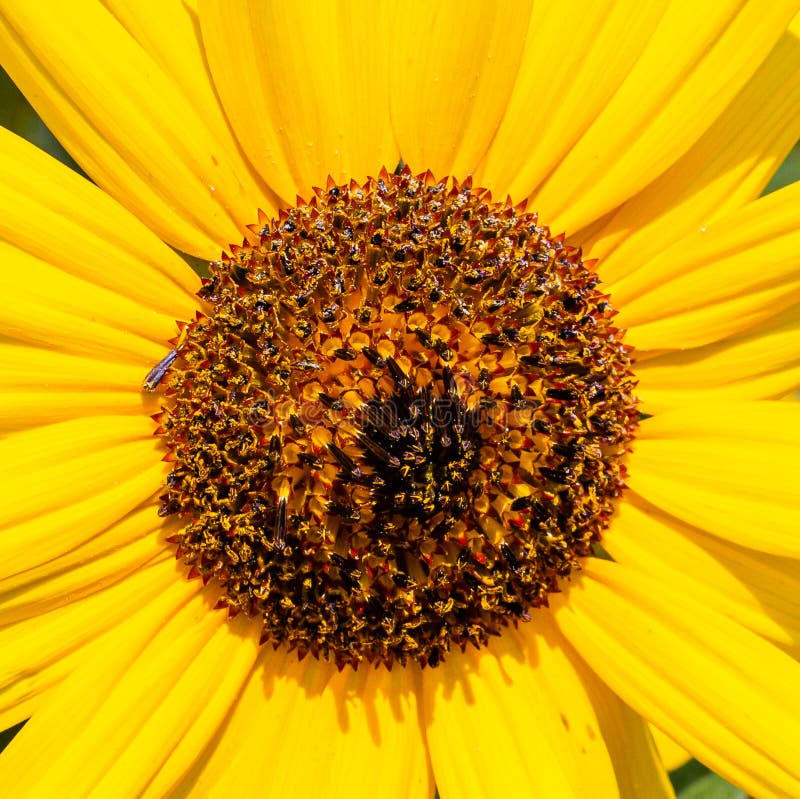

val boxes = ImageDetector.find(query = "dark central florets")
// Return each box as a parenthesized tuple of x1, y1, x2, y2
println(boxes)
(151, 167, 638, 669)
(352, 363, 482, 521)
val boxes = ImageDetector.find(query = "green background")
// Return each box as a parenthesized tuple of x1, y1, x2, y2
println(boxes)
(1, 64, 797, 799)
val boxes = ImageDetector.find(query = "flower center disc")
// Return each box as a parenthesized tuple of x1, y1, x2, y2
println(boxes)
(155, 167, 638, 669)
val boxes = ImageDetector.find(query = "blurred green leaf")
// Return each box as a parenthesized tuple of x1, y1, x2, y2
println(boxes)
(671, 759, 747, 799)
(679, 773, 747, 799)
(765, 141, 800, 195)
(0, 66, 80, 172)
(0, 720, 25, 754)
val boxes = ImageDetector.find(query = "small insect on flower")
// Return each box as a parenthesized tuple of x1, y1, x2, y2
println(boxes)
(143, 349, 180, 391)
(143, 327, 188, 391)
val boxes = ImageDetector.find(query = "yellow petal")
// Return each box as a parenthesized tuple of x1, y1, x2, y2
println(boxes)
(0, 417, 166, 574)
(651, 726, 691, 773)
(0, 531, 164, 627)
(0, 242, 174, 344)
(0, 413, 154, 474)
(629, 402, 800, 557)
(188, 647, 431, 798)
(0, 344, 151, 390)
(614, 182, 800, 350)
(0, 390, 160, 433)
(518, 615, 675, 799)
(199, 0, 398, 204)
(0, 558, 186, 732)
(0, 699, 36, 740)
(548, 628, 676, 798)
(639, 380, 800, 418)
(103, 0, 277, 212)
(422, 625, 618, 798)
(635, 305, 800, 414)
(0, 256, 175, 364)
(588, 12, 800, 280)
(0, 415, 158, 525)
(0, 1, 266, 256)
(0, 568, 212, 796)
(605, 496, 800, 656)
(555, 559, 800, 799)
(531, 0, 798, 234)
(141, 631, 261, 797)
(0, 242, 180, 348)
(478, 0, 666, 202)
(0, 125, 200, 314)
(82, 615, 259, 798)
(0, 463, 165, 578)
(0, 504, 167, 600)
(388, 0, 531, 180)
(0, 297, 169, 363)
(108, 616, 257, 797)
(178, 651, 330, 795)
(273, 664, 432, 798)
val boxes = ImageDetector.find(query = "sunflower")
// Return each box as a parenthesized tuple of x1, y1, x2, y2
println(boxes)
(1, 1, 799, 797)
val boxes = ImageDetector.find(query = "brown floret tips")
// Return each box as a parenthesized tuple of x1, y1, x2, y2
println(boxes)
(152, 167, 638, 669)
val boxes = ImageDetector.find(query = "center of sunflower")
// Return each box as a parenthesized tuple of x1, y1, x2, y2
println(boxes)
(151, 167, 638, 669)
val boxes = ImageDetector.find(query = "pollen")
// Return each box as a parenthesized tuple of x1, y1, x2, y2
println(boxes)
(151, 167, 638, 669)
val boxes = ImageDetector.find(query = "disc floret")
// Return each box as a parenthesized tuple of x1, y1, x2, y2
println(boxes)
(153, 167, 638, 669)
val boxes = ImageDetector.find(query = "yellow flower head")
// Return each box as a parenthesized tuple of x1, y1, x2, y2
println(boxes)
(0, 2, 799, 798)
